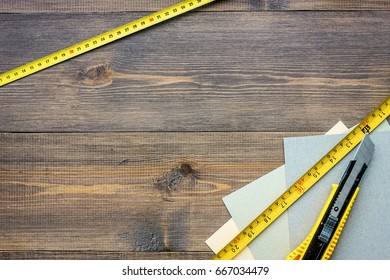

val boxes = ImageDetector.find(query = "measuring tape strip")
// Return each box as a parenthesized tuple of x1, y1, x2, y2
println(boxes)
(0, 0, 216, 87)
(213, 96, 390, 260)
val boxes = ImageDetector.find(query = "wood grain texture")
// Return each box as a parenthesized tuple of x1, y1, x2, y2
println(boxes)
(0, 251, 213, 260)
(1, 0, 389, 13)
(0, 132, 303, 254)
(1, 0, 389, 261)
(1, 12, 389, 132)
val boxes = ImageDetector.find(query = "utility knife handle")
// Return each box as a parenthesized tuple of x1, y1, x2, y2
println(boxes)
(286, 184, 359, 260)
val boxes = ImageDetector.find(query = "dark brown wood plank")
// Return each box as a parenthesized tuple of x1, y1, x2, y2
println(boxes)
(0, 251, 213, 260)
(1, 132, 305, 253)
(1, 0, 389, 13)
(1, 12, 389, 132)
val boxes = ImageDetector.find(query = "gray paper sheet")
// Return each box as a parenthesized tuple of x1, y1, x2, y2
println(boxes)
(223, 166, 289, 259)
(284, 123, 390, 259)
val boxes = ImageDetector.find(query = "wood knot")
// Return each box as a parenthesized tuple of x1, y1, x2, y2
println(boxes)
(119, 222, 166, 252)
(153, 162, 198, 201)
(78, 64, 112, 86)
(178, 163, 193, 176)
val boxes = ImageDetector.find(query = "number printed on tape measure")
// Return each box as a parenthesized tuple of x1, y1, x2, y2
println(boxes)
(0, 0, 216, 87)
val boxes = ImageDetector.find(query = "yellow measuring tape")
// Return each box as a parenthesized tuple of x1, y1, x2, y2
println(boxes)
(0, 0, 216, 87)
(213, 96, 390, 260)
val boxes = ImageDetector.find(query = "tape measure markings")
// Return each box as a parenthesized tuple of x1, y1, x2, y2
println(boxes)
(213, 96, 390, 260)
(0, 0, 216, 87)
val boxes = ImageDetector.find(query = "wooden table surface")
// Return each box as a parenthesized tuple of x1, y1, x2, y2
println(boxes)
(1, 0, 389, 259)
